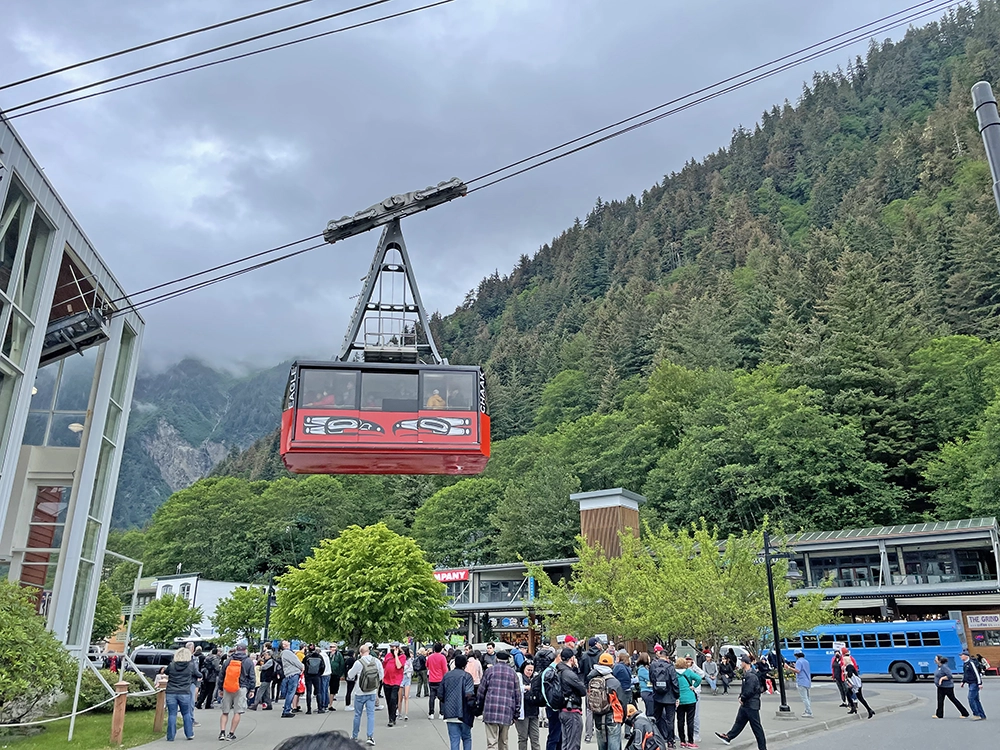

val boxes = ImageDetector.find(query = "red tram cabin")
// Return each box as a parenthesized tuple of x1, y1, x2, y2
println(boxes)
(280, 361, 490, 475)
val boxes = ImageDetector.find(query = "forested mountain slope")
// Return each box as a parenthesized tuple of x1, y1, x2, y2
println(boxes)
(117, 4, 1000, 574)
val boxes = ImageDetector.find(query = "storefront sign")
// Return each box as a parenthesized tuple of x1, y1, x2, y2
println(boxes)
(967, 613, 1000, 629)
(434, 569, 469, 583)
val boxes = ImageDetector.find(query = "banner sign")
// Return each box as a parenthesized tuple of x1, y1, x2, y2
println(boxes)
(967, 613, 1000, 629)
(434, 569, 469, 583)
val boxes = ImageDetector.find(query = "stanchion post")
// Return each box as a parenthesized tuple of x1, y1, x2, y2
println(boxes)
(110, 680, 129, 744)
(153, 675, 168, 734)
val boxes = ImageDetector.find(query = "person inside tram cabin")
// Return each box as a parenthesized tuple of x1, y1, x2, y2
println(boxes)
(426, 389, 446, 409)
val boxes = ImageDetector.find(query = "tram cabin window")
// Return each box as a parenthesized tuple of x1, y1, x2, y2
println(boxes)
(892, 633, 906, 646)
(300, 370, 358, 408)
(801, 635, 819, 649)
(876, 634, 891, 647)
(848, 634, 863, 649)
(361, 372, 418, 412)
(906, 632, 922, 645)
(922, 631, 941, 646)
(421, 371, 476, 410)
(819, 635, 834, 649)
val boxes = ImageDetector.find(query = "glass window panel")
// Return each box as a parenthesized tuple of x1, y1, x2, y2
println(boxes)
(103, 402, 121, 442)
(922, 631, 941, 646)
(876, 634, 892, 647)
(161, 585, 173, 595)
(801, 635, 818, 649)
(55, 347, 98, 411)
(21, 412, 48, 446)
(27, 523, 64, 549)
(421, 371, 476, 410)
(88, 440, 115, 518)
(110, 325, 136, 404)
(20, 561, 59, 591)
(48, 413, 86, 447)
(906, 632, 922, 645)
(3, 309, 32, 367)
(0, 181, 29, 296)
(0, 366, 19, 448)
(31, 485, 71, 524)
(361, 371, 417, 411)
(17, 209, 51, 317)
(179, 583, 191, 600)
(30, 364, 57, 412)
(818, 635, 834, 649)
(863, 634, 877, 648)
(848, 634, 864, 649)
(67, 560, 94, 645)
(82, 518, 100, 561)
(892, 633, 907, 646)
(299, 369, 358, 408)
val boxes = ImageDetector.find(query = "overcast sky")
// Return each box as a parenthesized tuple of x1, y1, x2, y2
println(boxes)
(1, 0, 936, 370)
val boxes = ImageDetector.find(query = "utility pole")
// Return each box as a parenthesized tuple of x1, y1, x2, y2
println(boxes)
(764, 531, 793, 717)
(972, 81, 1000, 217)
(261, 573, 275, 651)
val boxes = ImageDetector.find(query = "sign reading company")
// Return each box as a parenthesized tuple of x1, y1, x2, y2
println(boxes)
(434, 569, 470, 583)
(967, 613, 1000, 629)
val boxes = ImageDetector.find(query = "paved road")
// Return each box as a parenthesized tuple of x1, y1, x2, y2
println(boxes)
(137, 678, 934, 750)
(775, 680, 996, 750)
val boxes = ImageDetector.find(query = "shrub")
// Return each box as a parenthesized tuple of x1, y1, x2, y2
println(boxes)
(0, 581, 76, 724)
(78, 669, 158, 712)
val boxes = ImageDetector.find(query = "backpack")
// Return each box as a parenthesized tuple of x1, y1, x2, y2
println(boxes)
(527, 671, 546, 708)
(304, 654, 323, 676)
(587, 674, 612, 715)
(223, 658, 242, 693)
(273, 656, 285, 681)
(649, 660, 671, 696)
(629, 716, 666, 750)
(541, 664, 565, 710)
(358, 658, 380, 693)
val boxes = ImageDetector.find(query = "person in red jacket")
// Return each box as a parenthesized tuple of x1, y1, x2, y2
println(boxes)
(382, 643, 406, 727)
(426, 643, 449, 719)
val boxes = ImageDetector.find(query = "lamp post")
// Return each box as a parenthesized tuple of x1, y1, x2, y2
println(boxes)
(261, 573, 275, 651)
(763, 531, 803, 718)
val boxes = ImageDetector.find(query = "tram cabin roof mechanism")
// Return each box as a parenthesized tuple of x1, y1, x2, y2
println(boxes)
(280, 179, 490, 475)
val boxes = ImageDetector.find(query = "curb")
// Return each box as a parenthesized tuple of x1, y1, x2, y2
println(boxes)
(725, 694, 922, 749)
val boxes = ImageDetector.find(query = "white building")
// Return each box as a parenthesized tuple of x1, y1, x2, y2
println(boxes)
(0, 117, 144, 655)
(153, 572, 257, 640)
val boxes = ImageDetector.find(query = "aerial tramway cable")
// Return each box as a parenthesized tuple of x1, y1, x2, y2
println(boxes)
(109, 0, 964, 314)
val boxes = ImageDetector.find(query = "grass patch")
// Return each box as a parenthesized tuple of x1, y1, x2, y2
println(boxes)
(0, 710, 161, 750)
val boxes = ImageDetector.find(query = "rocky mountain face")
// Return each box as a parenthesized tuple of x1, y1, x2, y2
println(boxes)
(111, 359, 291, 528)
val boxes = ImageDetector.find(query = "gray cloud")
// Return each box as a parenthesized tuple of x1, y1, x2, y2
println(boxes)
(2, 0, 918, 368)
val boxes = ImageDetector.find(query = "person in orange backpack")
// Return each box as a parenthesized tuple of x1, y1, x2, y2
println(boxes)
(217, 641, 256, 741)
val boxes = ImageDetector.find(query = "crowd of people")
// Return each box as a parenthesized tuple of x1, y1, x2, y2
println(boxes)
(158, 635, 990, 749)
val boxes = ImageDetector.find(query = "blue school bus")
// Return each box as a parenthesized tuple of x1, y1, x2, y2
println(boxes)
(778, 620, 965, 683)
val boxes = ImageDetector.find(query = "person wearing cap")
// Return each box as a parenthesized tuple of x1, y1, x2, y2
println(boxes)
(478, 650, 521, 750)
(557, 647, 588, 750)
(786, 650, 812, 718)
(959, 650, 986, 720)
(586, 652, 627, 750)
(217, 640, 256, 741)
(579, 637, 604, 743)
(715, 656, 766, 750)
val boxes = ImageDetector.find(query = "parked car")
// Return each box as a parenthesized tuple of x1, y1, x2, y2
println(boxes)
(128, 649, 177, 679)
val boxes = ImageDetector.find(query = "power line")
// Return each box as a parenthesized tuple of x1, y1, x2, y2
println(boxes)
(0, 0, 322, 93)
(1, 0, 399, 117)
(466, 0, 960, 192)
(112, 0, 963, 314)
(3, 0, 452, 122)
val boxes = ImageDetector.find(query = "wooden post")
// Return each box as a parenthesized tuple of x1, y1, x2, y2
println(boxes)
(110, 680, 129, 745)
(153, 675, 168, 734)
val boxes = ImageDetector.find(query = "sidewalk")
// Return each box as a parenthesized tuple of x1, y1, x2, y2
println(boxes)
(136, 682, 919, 750)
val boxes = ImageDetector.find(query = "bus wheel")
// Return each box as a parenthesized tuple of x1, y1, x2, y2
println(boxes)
(890, 661, 915, 683)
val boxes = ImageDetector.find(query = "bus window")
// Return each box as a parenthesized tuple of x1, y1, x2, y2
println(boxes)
(922, 631, 941, 646)
(819, 634, 834, 649)
(848, 634, 864, 649)
(876, 633, 891, 648)
(906, 632, 922, 645)
(802, 635, 819, 649)
(892, 633, 906, 646)
(835, 634, 848, 644)
(863, 634, 878, 648)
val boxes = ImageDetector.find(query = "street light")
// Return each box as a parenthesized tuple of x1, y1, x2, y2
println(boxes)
(763, 530, 803, 717)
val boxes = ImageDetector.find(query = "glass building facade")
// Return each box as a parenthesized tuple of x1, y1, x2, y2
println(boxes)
(0, 119, 143, 654)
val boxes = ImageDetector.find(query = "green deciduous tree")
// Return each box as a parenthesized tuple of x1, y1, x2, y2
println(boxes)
(0, 581, 76, 722)
(91, 581, 123, 643)
(131, 593, 204, 648)
(272, 523, 455, 647)
(211, 586, 267, 646)
(412, 479, 503, 566)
